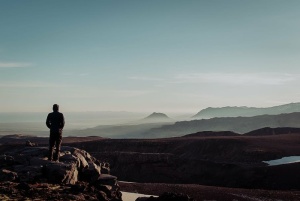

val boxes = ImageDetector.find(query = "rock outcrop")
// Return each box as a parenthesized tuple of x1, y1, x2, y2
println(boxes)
(0, 144, 122, 201)
(192, 102, 300, 119)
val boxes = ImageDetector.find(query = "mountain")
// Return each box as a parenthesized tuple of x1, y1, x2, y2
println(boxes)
(193, 102, 300, 119)
(139, 112, 173, 123)
(140, 112, 300, 138)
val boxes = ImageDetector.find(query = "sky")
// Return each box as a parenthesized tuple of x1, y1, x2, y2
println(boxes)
(1, 0, 300, 113)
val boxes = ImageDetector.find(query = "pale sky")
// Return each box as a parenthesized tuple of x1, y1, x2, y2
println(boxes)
(1, 0, 300, 113)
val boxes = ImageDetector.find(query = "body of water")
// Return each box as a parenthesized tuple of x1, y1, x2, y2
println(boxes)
(121, 191, 156, 201)
(263, 156, 300, 166)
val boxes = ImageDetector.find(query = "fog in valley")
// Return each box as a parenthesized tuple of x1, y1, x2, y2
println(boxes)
(0, 111, 193, 137)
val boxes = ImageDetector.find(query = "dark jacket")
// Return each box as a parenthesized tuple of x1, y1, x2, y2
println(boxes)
(46, 111, 65, 134)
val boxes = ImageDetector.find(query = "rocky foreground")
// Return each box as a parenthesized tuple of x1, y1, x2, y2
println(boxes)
(3, 131, 300, 200)
(0, 143, 122, 201)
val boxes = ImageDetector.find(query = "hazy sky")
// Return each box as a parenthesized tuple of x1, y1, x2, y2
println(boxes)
(1, 0, 300, 113)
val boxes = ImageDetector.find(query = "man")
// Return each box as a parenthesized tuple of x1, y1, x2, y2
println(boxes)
(46, 104, 65, 161)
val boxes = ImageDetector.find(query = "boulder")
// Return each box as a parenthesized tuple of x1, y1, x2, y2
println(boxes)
(44, 162, 78, 184)
(0, 145, 122, 201)
(81, 161, 101, 183)
(97, 174, 121, 200)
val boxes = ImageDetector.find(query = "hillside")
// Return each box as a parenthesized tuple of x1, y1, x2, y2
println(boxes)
(183, 131, 240, 137)
(193, 102, 300, 119)
(244, 127, 300, 136)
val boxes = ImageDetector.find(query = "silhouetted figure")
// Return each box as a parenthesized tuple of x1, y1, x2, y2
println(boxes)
(46, 104, 65, 161)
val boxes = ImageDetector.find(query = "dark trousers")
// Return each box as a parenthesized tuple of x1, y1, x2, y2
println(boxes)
(48, 132, 62, 161)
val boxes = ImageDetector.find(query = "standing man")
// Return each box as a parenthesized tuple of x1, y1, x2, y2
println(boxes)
(46, 104, 65, 161)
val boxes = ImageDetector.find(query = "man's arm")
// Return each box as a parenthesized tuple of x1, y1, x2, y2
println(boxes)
(46, 114, 51, 129)
(60, 113, 65, 129)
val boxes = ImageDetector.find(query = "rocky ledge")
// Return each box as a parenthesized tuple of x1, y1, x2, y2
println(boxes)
(0, 144, 122, 201)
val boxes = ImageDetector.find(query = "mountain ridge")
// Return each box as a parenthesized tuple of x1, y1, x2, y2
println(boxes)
(141, 112, 300, 138)
(193, 102, 300, 119)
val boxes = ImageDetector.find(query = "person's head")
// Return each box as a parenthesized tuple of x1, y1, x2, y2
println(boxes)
(53, 104, 59, 112)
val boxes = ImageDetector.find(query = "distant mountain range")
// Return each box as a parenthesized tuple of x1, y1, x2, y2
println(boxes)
(141, 112, 300, 138)
(69, 111, 300, 139)
(193, 102, 300, 119)
(6, 103, 300, 139)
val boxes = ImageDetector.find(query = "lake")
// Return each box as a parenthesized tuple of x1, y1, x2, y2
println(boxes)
(263, 156, 300, 166)
(121, 191, 156, 201)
